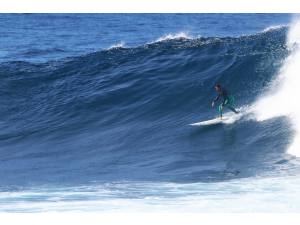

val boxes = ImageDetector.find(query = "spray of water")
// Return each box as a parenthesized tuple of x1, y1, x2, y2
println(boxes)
(253, 17, 300, 157)
(154, 32, 192, 42)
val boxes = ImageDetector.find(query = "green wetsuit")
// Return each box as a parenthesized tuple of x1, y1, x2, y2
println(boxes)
(213, 88, 238, 117)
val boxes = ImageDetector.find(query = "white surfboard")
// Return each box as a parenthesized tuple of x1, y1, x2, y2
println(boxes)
(190, 116, 230, 126)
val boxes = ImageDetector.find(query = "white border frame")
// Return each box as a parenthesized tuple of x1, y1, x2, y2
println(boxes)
(0, 0, 299, 13)
(0, 0, 299, 224)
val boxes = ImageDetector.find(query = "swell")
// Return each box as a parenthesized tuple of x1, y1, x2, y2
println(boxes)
(0, 27, 294, 186)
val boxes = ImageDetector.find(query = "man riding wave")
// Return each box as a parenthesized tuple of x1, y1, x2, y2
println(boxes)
(212, 84, 239, 119)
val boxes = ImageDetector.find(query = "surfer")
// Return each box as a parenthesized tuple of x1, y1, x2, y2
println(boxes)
(211, 84, 239, 119)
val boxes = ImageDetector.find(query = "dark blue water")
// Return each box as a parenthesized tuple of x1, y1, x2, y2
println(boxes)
(0, 14, 291, 63)
(1, 14, 299, 212)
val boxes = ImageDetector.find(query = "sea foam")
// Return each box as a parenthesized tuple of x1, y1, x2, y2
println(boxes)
(254, 17, 300, 157)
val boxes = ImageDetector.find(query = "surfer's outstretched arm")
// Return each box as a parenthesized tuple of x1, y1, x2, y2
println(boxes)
(213, 94, 220, 102)
(212, 94, 220, 107)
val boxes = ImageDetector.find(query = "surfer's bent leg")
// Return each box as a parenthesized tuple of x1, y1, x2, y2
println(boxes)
(225, 96, 239, 114)
(218, 104, 223, 119)
(227, 106, 239, 114)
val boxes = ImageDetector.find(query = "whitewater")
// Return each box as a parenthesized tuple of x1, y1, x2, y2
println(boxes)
(254, 17, 300, 157)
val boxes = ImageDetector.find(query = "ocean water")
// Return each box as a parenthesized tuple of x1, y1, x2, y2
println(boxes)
(1, 13, 300, 212)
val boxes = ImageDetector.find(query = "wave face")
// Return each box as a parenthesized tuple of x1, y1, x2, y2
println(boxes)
(0, 27, 297, 188)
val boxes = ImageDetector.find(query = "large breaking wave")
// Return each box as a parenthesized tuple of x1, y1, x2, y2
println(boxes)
(0, 25, 298, 188)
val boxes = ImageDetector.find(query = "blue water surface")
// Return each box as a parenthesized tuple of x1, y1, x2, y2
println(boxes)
(0, 14, 291, 62)
(0, 13, 299, 212)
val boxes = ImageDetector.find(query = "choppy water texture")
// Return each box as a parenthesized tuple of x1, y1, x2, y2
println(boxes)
(1, 13, 300, 212)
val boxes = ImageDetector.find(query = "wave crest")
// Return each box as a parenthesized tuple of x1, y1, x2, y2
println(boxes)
(154, 32, 193, 42)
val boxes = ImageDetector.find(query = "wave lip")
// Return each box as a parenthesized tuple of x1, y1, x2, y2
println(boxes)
(153, 32, 193, 43)
(262, 24, 288, 33)
(107, 41, 126, 50)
